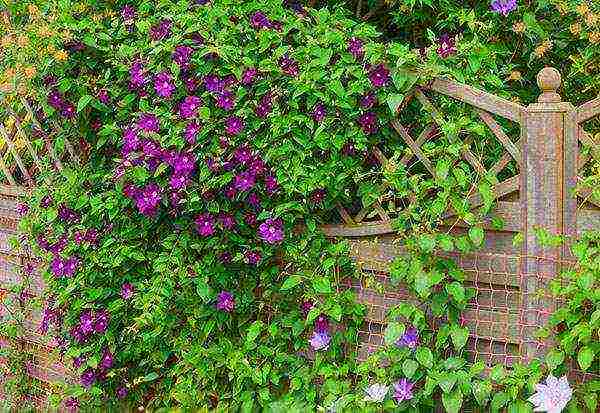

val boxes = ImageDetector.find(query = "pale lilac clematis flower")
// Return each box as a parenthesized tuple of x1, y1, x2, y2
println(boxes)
(491, 0, 517, 16)
(364, 383, 388, 402)
(309, 331, 330, 351)
(393, 378, 414, 403)
(528, 375, 572, 413)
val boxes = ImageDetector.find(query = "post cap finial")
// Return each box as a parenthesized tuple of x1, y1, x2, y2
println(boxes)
(536, 67, 562, 103)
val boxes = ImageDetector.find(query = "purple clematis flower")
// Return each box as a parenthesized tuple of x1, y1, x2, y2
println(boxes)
(241, 67, 258, 85)
(150, 19, 172, 41)
(360, 91, 377, 109)
(179, 96, 202, 119)
(491, 0, 517, 15)
(137, 113, 160, 133)
(250, 11, 271, 29)
(203, 74, 223, 93)
(195, 213, 215, 237)
(216, 291, 235, 312)
(347, 37, 364, 59)
(225, 116, 244, 135)
(129, 60, 148, 89)
(309, 331, 331, 351)
(98, 89, 110, 104)
(358, 112, 378, 135)
(184, 121, 202, 144)
(16, 203, 29, 216)
(122, 5, 136, 23)
(264, 174, 279, 194)
(121, 283, 135, 299)
(437, 34, 457, 58)
(117, 386, 129, 399)
(245, 250, 261, 265)
(258, 218, 284, 244)
(134, 183, 162, 216)
(396, 327, 419, 349)
(81, 369, 95, 387)
(219, 213, 236, 230)
(172, 45, 194, 68)
(255, 93, 273, 118)
(311, 103, 327, 123)
(393, 379, 414, 403)
(279, 55, 299, 77)
(64, 397, 80, 412)
(368, 64, 390, 88)
(234, 171, 256, 192)
(94, 309, 110, 334)
(216, 91, 235, 111)
(40, 194, 53, 208)
(154, 71, 176, 98)
(100, 348, 114, 369)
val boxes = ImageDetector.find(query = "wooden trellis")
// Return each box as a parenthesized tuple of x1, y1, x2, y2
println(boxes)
(322, 67, 600, 364)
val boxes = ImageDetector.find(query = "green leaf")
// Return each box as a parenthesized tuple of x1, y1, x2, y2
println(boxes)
(578, 346, 594, 371)
(77, 94, 93, 113)
(142, 372, 159, 382)
(246, 321, 263, 347)
(450, 325, 469, 350)
(402, 359, 418, 379)
(472, 381, 492, 406)
(545, 349, 565, 371)
(438, 372, 457, 393)
(441, 390, 463, 413)
(312, 277, 332, 294)
(468, 227, 484, 247)
(490, 392, 509, 412)
(281, 275, 302, 291)
(384, 322, 405, 346)
(489, 365, 506, 382)
(446, 282, 465, 303)
(415, 347, 433, 368)
(387, 93, 405, 115)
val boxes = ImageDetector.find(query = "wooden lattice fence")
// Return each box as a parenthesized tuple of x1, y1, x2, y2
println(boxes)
(321, 67, 600, 366)
(0, 67, 598, 407)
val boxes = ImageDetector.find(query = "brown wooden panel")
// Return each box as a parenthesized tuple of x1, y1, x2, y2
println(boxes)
(463, 309, 521, 344)
(347, 239, 521, 288)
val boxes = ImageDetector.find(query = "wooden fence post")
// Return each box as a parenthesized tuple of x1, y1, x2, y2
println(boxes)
(520, 67, 578, 361)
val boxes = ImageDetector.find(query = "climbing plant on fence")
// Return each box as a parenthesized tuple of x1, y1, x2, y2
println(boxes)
(2, 0, 600, 411)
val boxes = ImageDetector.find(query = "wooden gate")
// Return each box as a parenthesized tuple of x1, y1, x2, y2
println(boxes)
(321, 67, 600, 365)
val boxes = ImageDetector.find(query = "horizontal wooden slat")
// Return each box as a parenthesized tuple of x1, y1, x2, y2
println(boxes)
(428, 78, 524, 123)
